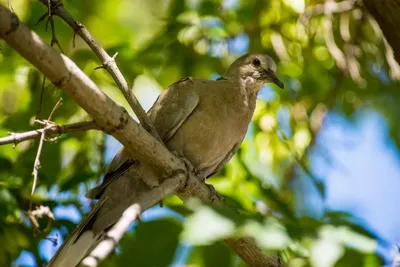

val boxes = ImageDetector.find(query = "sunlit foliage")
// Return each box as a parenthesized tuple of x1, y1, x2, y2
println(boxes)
(0, 0, 398, 266)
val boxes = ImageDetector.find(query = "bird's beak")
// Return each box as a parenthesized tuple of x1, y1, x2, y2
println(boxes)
(271, 75, 284, 89)
(261, 69, 284, 89)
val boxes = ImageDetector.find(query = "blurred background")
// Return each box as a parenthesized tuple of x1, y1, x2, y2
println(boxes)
(0, 0, 399, 266)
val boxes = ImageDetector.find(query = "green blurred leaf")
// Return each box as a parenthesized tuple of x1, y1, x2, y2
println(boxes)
(104, 219, 182, 267)
(182, 204, 236, 245)
(203, 242, 234, 267)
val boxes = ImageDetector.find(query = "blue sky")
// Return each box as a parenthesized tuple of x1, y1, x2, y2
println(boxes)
(13, 24, 400, 266)
(15, 95, 400, 267)
(321, 112, 400, 248)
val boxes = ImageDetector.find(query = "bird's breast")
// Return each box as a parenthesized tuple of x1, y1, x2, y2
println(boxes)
(166, 97, 254, 177)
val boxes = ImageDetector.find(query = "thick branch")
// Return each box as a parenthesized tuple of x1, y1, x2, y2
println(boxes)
(37, 0, 160, 139)
(0, 6, 181, 176)
(0, 121, 98, 146)
(225, 238, 282, 267)
(80, 178, 181, 267)
(0, 6, 281, 267)
(81, 175, 280, 267)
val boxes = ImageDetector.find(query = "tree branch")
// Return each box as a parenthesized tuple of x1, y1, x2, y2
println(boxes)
(81, 177, 282, 267)
(37, 0, 160, 140)
(30, 98, 62, 205)
(0, 6, 181, 175)
(80, 205, 143, 267)
(0, 121, 98, 147)
(225, 237, 283, 267)
(0, 6, 282, 267)
(80, 177, 182, 267)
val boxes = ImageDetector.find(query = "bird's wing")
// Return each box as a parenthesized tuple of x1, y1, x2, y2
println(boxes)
(48, 164, 153, 267)
(47, 198, 106, 267)
(148, 77, 200, 143)
(86, 78, 199, 200)
(206, 143, 241, 179)
(85, 148, 136, 200)
(48, 78, 202, 266)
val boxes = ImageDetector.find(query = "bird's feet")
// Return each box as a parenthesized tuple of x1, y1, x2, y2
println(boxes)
(170, 151, 223, 202)
(171, 150, 199, 191)
(171, 151, 199, 186)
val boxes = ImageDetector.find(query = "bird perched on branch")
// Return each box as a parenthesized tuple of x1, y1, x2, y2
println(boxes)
(48, 53, 284, 267)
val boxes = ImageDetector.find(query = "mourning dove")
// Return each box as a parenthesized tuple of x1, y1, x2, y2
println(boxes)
(48, 53, 284, 267)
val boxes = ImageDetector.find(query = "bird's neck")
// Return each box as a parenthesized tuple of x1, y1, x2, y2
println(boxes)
(226, 72, 263, 92)
(243, 85, 258, 113)
(220, 76, 258, 113)
(230, 78, 258, 115)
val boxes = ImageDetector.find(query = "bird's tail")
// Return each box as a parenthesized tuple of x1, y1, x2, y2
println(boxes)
(47, 199, 105, 267)
(48, 149, 154, 267)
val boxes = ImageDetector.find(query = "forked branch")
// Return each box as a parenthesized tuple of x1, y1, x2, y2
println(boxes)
(37, 0, 161, 140)
(0, 6, 282, 267)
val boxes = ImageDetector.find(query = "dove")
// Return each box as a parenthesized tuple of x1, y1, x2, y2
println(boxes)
(48, 53, 284, 267)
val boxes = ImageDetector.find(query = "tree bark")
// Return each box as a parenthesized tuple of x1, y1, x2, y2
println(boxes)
(0, 5, 282, 267)
(363, 0, 400, 64)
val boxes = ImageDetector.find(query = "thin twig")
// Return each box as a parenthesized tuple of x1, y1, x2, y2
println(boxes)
(35, 1, 64, 123)
(49, 14, 63, 53)
(38, 0, 160, 140)
(27, 205, 58, 245)
(30, 98, 62, 206)
(0, 121, 98, 147)
(47, 0, 51, 17)
(36, 0, 64, 53)
(80, 204, 142, 267)
(28, 98, 63, 236)
(94, 52, 118, 70)
(28, 205, 55, 231)
(0, 8, 282, 267)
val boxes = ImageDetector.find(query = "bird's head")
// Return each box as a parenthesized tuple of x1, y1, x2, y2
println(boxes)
(224, 53, 284, 93)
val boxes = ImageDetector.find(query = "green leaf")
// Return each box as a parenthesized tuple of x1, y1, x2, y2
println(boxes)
(203, 242, 234, 267)
(181, 204, 236, 245)
(104, 219, 182, 267)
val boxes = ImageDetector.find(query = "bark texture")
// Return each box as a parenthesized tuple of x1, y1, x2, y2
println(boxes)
(0, 5, 282, 267)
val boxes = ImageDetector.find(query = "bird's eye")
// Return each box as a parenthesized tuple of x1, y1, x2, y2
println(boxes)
(252, 58, 261, 67)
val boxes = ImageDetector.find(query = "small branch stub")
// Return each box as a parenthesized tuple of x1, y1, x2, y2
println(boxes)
(94, 52, 118, 70)
(0, 6, 283, 267)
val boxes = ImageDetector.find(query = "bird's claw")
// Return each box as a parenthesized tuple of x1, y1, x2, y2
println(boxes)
(171, 151, 199, 187)
(170, 152, 222, 202)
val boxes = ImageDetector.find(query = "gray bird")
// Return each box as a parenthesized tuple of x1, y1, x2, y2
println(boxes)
(48, 53, 284, 267)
